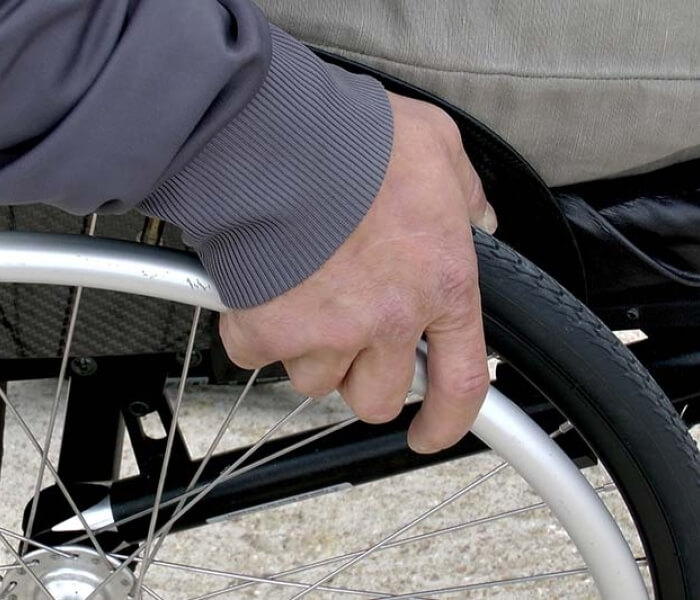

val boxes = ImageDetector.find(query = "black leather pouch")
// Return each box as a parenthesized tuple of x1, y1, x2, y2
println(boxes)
(555, 161, 700, 302)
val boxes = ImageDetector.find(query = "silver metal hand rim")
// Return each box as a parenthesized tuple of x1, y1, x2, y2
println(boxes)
(0, 231, 647, 599)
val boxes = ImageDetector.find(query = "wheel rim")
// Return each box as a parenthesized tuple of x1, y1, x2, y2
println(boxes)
(0, 230, 652, 599)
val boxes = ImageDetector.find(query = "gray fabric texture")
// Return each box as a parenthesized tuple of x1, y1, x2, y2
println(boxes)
(257, 0, 700, 186)
(0, 0, 271, 212)
(0, 0, 393, 308)
(141, 26, 392, 308)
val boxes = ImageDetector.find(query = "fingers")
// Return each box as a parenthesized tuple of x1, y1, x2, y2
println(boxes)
(284, 342, 417, 426)
(408, 322, 488, 453)
(339, 344, 417, 424)
(218, 313, 281, 369)
(407, 281, 489, 454)
(219, 309, 323, 370)
(284, 351, 355, 398)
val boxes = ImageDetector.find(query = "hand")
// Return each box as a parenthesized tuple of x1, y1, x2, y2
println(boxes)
(219, 91, 496, 453)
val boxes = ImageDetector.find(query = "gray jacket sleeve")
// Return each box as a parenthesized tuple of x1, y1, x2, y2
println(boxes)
(0, 0, 393, 308)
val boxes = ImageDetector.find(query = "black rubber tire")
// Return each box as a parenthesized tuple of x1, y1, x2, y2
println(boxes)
(475, 228, 700, 599)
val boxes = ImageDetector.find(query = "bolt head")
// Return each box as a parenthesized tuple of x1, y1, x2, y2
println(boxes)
(70, 357, 98, 376)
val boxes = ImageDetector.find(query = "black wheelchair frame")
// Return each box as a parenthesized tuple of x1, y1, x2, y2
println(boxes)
(1, 53, 698, 552)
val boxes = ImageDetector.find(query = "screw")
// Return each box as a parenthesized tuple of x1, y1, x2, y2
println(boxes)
(71, 356, 98, 376)
(625, 307, 640, 322)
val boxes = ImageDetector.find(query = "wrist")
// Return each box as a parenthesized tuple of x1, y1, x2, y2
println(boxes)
(140, 26, 393, 308)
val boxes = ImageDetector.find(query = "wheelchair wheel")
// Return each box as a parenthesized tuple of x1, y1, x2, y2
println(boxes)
(475, 229, 700, 599)
(0, 227, 698, 599)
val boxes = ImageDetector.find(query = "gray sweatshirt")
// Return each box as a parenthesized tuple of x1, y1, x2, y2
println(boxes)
(0, 0, 393, 308)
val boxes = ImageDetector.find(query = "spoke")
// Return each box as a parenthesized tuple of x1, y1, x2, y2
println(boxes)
(0, 533, 53, 600)
(184, 557, 647, 600)
(91, 369, 315, 598)
(379, 565, 604, 598)
(129, 515, 636, 600)
(0, 563, 31, 573)
(0, 524, 74, 558)
(222, 481, 618, 597)
(214, 415, 358, 484)
(550, 421, 573, 438)
(186, 581, 425, 600)
(384, 481, 617, 548)
(0, 386, 110, 564)
(161, 395, 316, 530)
(385, 557, 647, 600)
(24, 213, 97, 548)
(378, 560, 650, 599)
(66, 414, 357, 547)
(287, 461, 510, 600)
(181, 367, 261, 506)
(155, 417, 617, 600)
(112, 554, 432, 600)
(144, 584, 168, 600)
(144, 368, 261, 565)
(385, 556, 648, 599)
(280, 418, 574, 599)
(133, 306, 201, 598)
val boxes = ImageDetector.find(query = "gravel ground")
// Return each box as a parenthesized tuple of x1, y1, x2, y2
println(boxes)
(0, 375, 696, 599)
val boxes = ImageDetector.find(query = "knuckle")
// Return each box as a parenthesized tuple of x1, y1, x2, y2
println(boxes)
(324, 328, 364, 357)
(223, 345, 266, 370)
(374, 290, 420, 343)
(443, 369, 489, 401)
(411, 104, 462, 160)
(218, 316, 269, 369)
(426, 107, 463, 156)
(435, 258, 477, 304)
(423, 103, 458, 133)
(287, 364, 345, 398)
(289, 377, 335, 398)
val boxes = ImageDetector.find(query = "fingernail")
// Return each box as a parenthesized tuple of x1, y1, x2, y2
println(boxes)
(475, 202, 498, 235)
(407, 434, 441, 455)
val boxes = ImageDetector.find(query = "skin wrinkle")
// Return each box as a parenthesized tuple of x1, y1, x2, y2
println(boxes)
(341, 345, 415, 423)
(287, 354, 352, 397)
(219, 91, 488, 452)
(233, 225, 426, 361)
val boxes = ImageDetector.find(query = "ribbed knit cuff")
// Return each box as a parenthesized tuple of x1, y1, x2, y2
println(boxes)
(140, 25, 393, 308)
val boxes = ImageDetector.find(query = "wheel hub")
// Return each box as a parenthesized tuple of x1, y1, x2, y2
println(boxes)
(0, 546, 134, 599)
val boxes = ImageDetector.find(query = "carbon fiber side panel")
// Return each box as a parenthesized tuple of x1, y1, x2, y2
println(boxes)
(0, 206, 215, 360)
